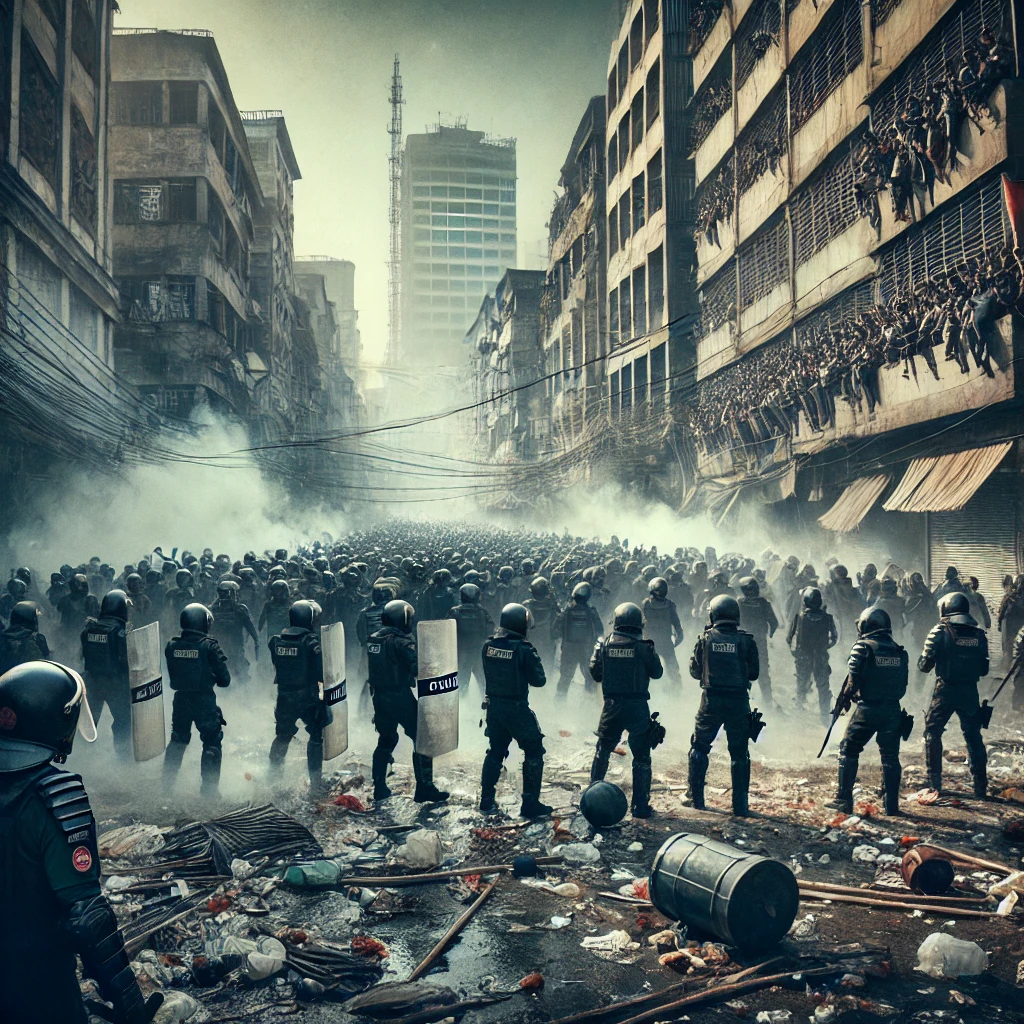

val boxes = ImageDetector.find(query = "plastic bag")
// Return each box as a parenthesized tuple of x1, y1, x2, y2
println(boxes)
(915, 933, 988, 978)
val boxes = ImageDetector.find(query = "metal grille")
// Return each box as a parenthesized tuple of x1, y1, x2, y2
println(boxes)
(793, 281, 875, 346)
(736, 0, 782, 90)
(789, 0, 863, 134)
(876, 177, 1008, 302)
(695, 153, 734, 243)
(871, 0, 1010, 129)
(690, 46, 733, 152)
(686, 0, 727, 57)
(736, 82, 788, 195)
(738, 216, 789, 310)
(871, 0, 905, 27)
(791, 141, 859, 266)
(699, 258, 736, 336)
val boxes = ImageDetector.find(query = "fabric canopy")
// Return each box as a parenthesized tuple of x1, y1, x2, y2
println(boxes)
(882, 442, 1012, 513)
(818, 474, 892, 532)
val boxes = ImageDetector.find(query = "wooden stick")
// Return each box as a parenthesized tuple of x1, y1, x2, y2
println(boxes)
(799, 889, 1000, 918)
(337, 856, 563, 888)
(796, 879, 990, 906)
(407, 877, 499, 982)
(917, 844, 1013, 876)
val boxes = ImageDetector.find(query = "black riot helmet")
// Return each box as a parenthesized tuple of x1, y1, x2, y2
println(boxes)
(70, 573, 89, 596)
(579, 780, 628, 828)
(463, 569, 482, 585)
(180, 603, 214, 633)
(9, 601, 39, 631)
(15, 567, 31, 587)
(49, 572, 64, 587)
(648, 577, 669, 599)
(498, 566, 514, 583)
(529, 576, 550, 598)
(939, 592, 970, 617)
(217, 579, 240, 602)
(708, 594, 741, 625)
(857, 606, 892, 636)
(175, 568, 193, 589)
(499, 603, 532, 636)
(572, 582, 592, 603)
(100, 589, 128, 622)
(125, 573, 143, 595)
(459, 583, 481, 604)
(321, 571, 336, 591)
(270, 579, 291, 601)
(613, 602, 644, 633)
(739, 576, 760, 598)
(0, 661, 97, 770)
(6, 578, 27, 601)
(289, 600, 319, 630)
(802, 587, 823, 612)
(382, 600, 415, 633)
(521, 558, 535, 575)
(372, 581, 396, 604)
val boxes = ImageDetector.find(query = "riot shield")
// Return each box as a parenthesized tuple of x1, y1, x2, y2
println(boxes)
(414, 619, 459, 758)
(128, 621, 166, 762)
(321, 621, 348, 760)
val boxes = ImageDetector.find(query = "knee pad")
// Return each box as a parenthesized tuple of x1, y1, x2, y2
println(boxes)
(689, 733, 711, 757)
(169, 730, 191, 746)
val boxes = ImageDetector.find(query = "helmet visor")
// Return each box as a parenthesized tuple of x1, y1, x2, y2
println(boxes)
(63, 667, 97, 743)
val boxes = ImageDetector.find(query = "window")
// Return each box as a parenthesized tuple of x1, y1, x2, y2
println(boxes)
(19, 33, 60, 190)
(609, 285, 620, 343)
(647, 152, 663, 216)
(791, 143, 859, 266)
(113, 82, 163, 125)
(645, 0, 660, 40)
(690, 46, 732, 152)
(620, 275, 632, 340)
(617, 41, 629, 94)
(736, 83, 787, 195)
(169, 83, 199, 125)
(633, 265, 647, 337)
(608, 209, 620, 257)
(648, 246, 665, 328)
(738, 216, 789, 311)
(632, 173, 646, 232)
(631, 90, 645, 151)
(70, 104, 97, 233)
(608, 67, 618, 112)
(621, 362, 633, 412)
(634, 353, 649, 407)
(619, 192, 631, 242)
(36, 0, 63, 31)
(650, 341, 667, 402)
(630, 11, 645, 69)
(617, 115, 630, 173)
(699, 258, 736, 337)
(610, 369, 620, 416)
(17, 237, 62, 317)
(168, 179, 198, 222)
(735, 0, 781, 90)
(608, 133, 618, 182)
(646, 60, 661, 129)
(72, 0, 98, 79)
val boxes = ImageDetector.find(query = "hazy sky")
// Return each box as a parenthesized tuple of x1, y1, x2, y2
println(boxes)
(117, 0, 620, 360)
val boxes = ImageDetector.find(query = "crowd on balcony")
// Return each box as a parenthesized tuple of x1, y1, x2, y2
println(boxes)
(690, 243, 1022, 455)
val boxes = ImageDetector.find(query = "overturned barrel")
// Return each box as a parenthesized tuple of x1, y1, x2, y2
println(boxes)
(649, 833, 799, 951)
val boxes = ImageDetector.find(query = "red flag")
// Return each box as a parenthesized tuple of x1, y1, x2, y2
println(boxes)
(1003, 173, 1024, 249)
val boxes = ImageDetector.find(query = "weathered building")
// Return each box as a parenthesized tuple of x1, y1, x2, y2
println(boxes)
(109, 29, 263, 421)
(0, 0, 129, 517)
(605, 0, 698, 426)
(687, 0, 1023, 590)
(541, 96, 608, 451)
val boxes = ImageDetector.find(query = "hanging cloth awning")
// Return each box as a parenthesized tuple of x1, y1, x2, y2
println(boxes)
(818, 474, 893, 532)
(882, 442, 1012, 513)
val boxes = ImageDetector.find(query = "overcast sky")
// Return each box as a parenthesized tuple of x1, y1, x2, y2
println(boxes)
(117, 0, 621, 361)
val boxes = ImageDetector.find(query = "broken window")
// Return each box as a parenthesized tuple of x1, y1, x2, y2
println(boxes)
(736, 0, 781, 90)
(633, 173, 646, 232)
(70, 104, 98, 233)
(738, 215, 789, 311)
(690, 45, 732, 152)
(792, 141, 858, 266)
(699, 257, 736, 337)
(620, 275, 633, 341)
(631, 90, 645, 151)
(648, 246, 665, 329)
(19, 33, 60, 191)
(71, 0, 98, 79)
(169, 82, 199, 125)
(631, 11, 644, 69)
(633, 265, 647, 336)
(789, 0, 863, 133)
(113, 82, 163, 125)
(646, 60, 661, 129)
(619, 191, 632, 243)
(647, 151, 663, 217)
(736, 82, 788, 196)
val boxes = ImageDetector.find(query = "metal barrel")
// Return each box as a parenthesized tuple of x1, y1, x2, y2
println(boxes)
(649, 832, 799, 950)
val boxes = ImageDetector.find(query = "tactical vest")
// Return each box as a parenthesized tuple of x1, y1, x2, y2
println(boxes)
(738, 596, 769, 636)
(702, 627, 749, 692)
(564, 603, 594, 644)
(212, 602, 242, 635)
(0, 628, 43, 675)
(363, 604, 386, 640)
(643, 599, 673, 639)
(271, 630, 315, 692)
(454, 605, 489, 641)
(81, 618, 123, 676)
(263, 600, 291, 638)
(367, 633, 413, 692)
(856, 637, 908, 703)
(482, 634, 527, 700)
(599, 633, 649, 698)
(525, 597, 556, 632)
(796, 610, 831, 649)
(166, 634, 216, 692)
(936, 622, 986, 684)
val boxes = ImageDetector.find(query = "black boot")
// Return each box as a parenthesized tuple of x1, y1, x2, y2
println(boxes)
(413, 753, 449, 803)
(827, 754, 857, 813)
(307, 738, 325, 799)
(631, 761, 654, 818)
(199, 744, 221, 800)
(731, 756, 751, 817)
(520, 757, 552, 818)
(688, 749, 708, 810)
(881, 757, 902, 815)
(372, 747, 392, 802)
(479, 753, 502, 814)
(268, 736, 290, 783)
(590, 743, 610, 783)
(162, 739, 187, 794)
(972, 768, 988, 798)
(924, 734, 943, 792)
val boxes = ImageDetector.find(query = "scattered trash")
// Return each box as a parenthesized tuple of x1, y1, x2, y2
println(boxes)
(627, 841, 643, 853)
(852, 845, 880, 864)
(394, 829, 444, 870)
(520, 972, 544, 991)
(332, 793, 366, 811)
(789, 915, 818, 940)
(756, 1011, 792, 1023)
(243, 936, 286, 981)
(561, 842, 601, 866)
(99, 823, 167, 859)
(915, 933, 989, 978)
(151, 991, 200, 1023)
(1016, 959, 1024, 987)
(580, 930, 639, 955)
(350, 935, 389, 959)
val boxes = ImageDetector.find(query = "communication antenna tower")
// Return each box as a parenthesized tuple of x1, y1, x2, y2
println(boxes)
(386, 55, 404, 367)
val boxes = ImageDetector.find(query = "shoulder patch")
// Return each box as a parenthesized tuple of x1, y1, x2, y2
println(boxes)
(37, 771, 96, 846)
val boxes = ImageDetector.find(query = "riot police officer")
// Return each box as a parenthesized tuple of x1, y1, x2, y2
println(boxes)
(162, 604, 231, 799)
(479, 603, 551, 818)
(163, 568, 197, 628)
(80, 590, 132, 760)
(259, 578, 294, 643)
(688, 595, 760, 817)
(210, 579, 259, 684)
(58, 573, 99, 651)
(356, 581, 397, 650)
(523, 576, 559, 666)
(828, 607, 909, 815)
(447, 583, 495, 694)
(737, 576, 779, 704)
(787, 587, 838, 722)
(642, 578, 684, 685)
(919, 592, 989, 796)
(589, 602, 664, 818)
(268, 601, 328, 796)
(0, 661, 161, 1024)
(555, 582, 604, 699)
(0, 600, 50, 674)
(367, 600, 449, 804)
